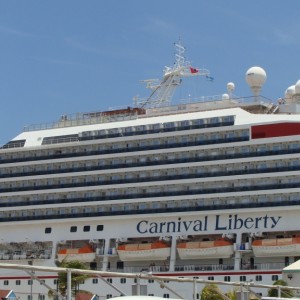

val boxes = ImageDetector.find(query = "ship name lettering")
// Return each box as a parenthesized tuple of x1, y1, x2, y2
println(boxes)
(215, 214, 282, 230)
(137, 217, 208, 234)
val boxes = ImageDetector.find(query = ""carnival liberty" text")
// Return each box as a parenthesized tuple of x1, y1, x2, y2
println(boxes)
(136, 214, 282, 234)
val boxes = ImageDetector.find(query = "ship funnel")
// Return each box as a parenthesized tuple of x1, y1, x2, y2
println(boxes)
(245, 66, 266, 96)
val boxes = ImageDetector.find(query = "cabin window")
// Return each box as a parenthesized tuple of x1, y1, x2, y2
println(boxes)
(192, 119, 204, 126)
(152, 123, 161, 130)
(208, 276, 214, 280)
(241, 129, 249, 137)
(45, 227, 52, 234)
(106, 295, 112, 299)
(289, 143, 299, 150)
(83, 225, 90, 232)
(97, 225, 104, 231)
(210, 117, 219, 124)
(71, 208, 78, 214)
(163, 294, 170, 298)
(4, 280, 9, 285)
(70, 226, 77, 232)
(16, 280, 21, 285)
(181, 120, 190, 127)
(256, 275, 262, 281)
(120, 278, 126, 284)
(107, 278, 112, 283)
(240, 276, 246, 282)
(92, 279, 98, 284)
(28, 279, 33, 285)
(272, 275, 279, 281)
(224, 276, 231, 282)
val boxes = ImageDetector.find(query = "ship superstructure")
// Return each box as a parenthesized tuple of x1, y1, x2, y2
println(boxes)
(1, 41, 300, 299)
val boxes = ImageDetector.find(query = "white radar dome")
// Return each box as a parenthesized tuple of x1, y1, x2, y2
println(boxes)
(285, 85, 296, 99)
(227, 82, 235, 92)
(295, 80, 300, 94)
(222, 93, 230, 100)
(245, 66, 267, 96)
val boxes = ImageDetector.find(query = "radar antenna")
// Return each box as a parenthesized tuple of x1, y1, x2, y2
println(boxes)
(134, 40, 210, 108)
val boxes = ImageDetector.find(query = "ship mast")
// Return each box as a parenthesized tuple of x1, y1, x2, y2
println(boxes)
(134, 40, 211, 108)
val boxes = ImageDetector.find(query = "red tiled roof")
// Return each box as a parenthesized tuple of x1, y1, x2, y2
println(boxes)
(0, 290, 12, 299)
(75, 293, 94, 300)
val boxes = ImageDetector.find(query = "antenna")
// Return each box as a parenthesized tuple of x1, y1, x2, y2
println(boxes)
(135, 40, 211, 108)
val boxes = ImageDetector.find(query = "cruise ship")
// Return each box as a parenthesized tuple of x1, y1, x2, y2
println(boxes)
(1, 40, 300, 299)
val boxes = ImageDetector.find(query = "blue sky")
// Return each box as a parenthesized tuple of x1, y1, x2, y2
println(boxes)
(0, 1, 300, 145)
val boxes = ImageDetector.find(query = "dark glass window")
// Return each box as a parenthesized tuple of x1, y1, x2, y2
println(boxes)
(97, 225, 104, 231)
(83, 225, 90, 232)
(45, 227, 52, 234)
(70, 226, 77, 232)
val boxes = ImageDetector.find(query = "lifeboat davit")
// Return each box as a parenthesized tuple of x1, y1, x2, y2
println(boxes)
(177, 239, 234, 259)
(117, 241, 170, 261)
(57, 245, 96, 262)
(252, 237, 300, 257)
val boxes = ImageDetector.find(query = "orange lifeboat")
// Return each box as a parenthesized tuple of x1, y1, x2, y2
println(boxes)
(117, 241, 170, 261)
(57, 245, 96, 262)
(252, 237, 300, 257)
(177, 239, 234, 259)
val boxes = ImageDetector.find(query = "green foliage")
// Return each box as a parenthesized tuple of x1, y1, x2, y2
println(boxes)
(201, 284, 225, 300)
(56, 260, 91, 297)
(225, 289, 237, 300)
(268, 279, 294, 298)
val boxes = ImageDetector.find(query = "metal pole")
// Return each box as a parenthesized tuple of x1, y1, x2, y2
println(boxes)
(67, 269, 72, 300)
(240, 284, 244, 300)
(30, 274, 33, 300)
(193, 279, 197, 300)
(136, 276, 140, 296)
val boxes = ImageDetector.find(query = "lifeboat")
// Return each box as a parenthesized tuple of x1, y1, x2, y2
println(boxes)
(117, 241, 170, 261)
(252, 237, 300, 257)
(177, 239, 234, 259)
(57, 245, 96, 262)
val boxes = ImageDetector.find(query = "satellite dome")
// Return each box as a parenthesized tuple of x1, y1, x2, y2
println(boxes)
(285, 85, 296, 98)
(245, 66, 267, 96)
(227, 82, 235, 92)
(295, 80, 300, 94)
(222, 93, 230, 100)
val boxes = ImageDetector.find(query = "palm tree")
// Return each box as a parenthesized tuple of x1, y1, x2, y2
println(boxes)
(201, 283, 227, 300)
(225, 289, 237, 300)
(48, 260, 92, 299)
(268, 279, 294, 298)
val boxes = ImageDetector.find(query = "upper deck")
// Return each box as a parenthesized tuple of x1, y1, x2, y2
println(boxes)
(21, 96, 275, 133)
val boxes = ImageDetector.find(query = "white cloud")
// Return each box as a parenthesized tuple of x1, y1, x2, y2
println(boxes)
(0, 25, 34, 38)
(141, 17, 178, 37)
(64, 37, 103, 55)
(273, 28, 299, 46)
